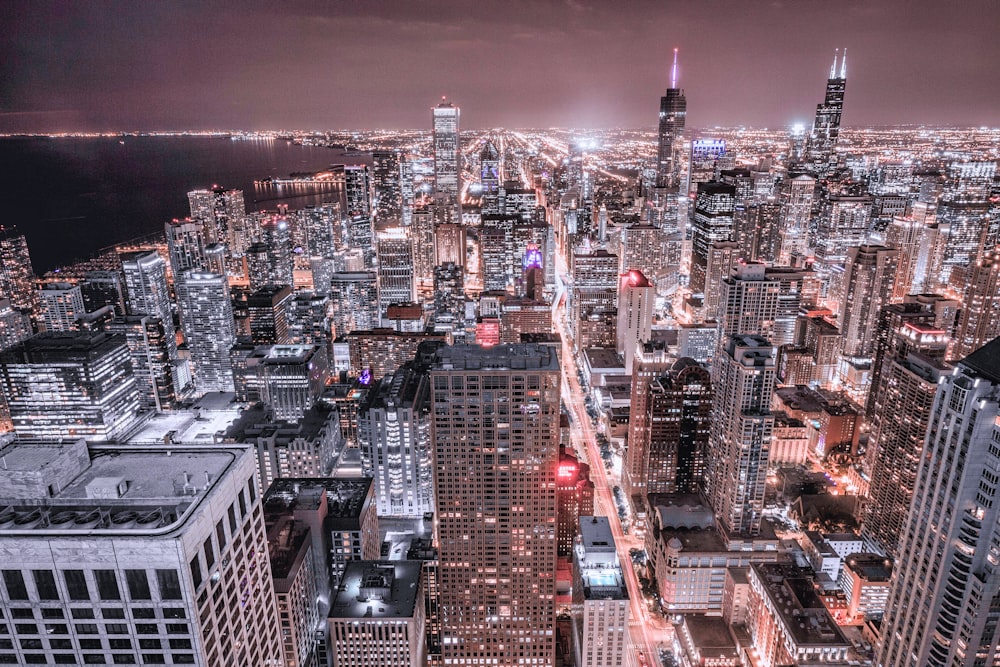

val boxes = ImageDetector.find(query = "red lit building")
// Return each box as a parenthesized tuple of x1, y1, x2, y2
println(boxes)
(557, 445, 595, 558)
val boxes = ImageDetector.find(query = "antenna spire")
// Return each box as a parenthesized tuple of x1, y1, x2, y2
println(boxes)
(840, 47, 847, 78)
(830, 48, 839, 79)
(671, 48, 679, 89)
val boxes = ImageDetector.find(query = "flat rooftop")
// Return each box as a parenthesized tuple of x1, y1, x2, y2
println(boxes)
(264, 477, 372, 521)
(432, 343, 559, 372)
(752, 562, 850, 649)
(0, 441, 241, 534)
(329, 560, 421, 619)
(128, 397, 243, 445)
(680, 614, 737, 654)
(583, 347, 624, 370)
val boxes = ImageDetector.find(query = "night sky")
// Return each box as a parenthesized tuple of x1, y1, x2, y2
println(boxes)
(2, 0, 999, 132)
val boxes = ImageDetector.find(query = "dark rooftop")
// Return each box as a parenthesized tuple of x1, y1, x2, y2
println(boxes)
(961, 336, 1000, 384)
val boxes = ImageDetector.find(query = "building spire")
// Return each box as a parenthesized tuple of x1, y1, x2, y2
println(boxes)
(830, 48, 839, 79)
(840, 47, 847, 79)
(671, 48, 679, 89)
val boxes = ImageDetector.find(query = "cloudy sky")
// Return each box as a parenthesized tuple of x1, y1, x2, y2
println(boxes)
(2, 0, 999, 132)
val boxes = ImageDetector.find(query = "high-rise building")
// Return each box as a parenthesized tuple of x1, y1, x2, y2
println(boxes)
(804, 49, 847, 174)
(430, 344, 560, 665)
(358, 364, 435, 518)
(707, 335, 776, 537)
(616, 270, 654, 376)
(690, 181, 737, 296)
(107, 315, 176, 412)
(717, 261, 779, 344)
(329, 271, 379, 337)
(0, 225, 38, 314)
(188, 187, 246, 249)
(80, 270, 126, 316)
(165, 218, 207, 276)
(249, 215, 294, 288)
(343, 164, 372, 218)
(480, 139, 502, 215)
(300, 202, 341, 259)
(432, 99, 460, 199)
(839, 245, 899, 358)
(328, 561, 427, 667)
(0, 332, 142, 441)
(556, 447, 594, 558)
(120, 250, 178, 361)
(645, 358, 712, 495)
(36, 282, 85, 332)
(623, 341, 673, 502)
(861, 321, 949, 557)
(247, 284, 292, 346)
(372, 150, 403, 228)
(175, 271, 236, 394)
(776, 173, 815, 263)
(877, 337, 1000, 667)
(376, 229, 416, 325)
(569, 249, 619, 350)
(571, 516, 630, 667)
(655, 48, 687, 190)
(953, 245, 1000, 359)
(253, 344, 329, 422)
(0, 439, 282, 667)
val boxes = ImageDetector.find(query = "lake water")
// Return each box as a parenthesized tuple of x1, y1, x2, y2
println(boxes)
(0, 135, 362, 273)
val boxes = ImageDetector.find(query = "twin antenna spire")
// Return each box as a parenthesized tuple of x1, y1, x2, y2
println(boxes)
(831, 47, 847, 79)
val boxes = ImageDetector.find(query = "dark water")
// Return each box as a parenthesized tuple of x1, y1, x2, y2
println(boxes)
(0, 136, 361, 274)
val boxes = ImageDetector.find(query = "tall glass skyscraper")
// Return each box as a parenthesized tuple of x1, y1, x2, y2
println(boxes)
(656, 48, 687, 189)
(805, 49, 847, 174)
(432, 98, 461, 198)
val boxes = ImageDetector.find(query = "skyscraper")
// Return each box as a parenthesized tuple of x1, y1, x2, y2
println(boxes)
(839, 245, 899, 358)
(0, 439, 282, 667)
(655, 48, 687, 190)
(165, 217, 207, 276)
(0, 331, 142, 440)
(36, 282, 86, 332)
(804, 49, 847, 174)
(175, 271, 236, 394)
(120, 250, 176, 355)
(645, 358, 712, 494)
(0, 225, 38, 314)
(376, 229, 416, 325)
(430, 344, 560, 665)
(707, 335, 776, 537)
(480, 139, 502, 215)
(690, 181, 737, 297)
(571, 517, 630, 667)
(372, 149, 403, 228)
(877, 337, 1000, 667)
(432, 98, 460, 198)
(616, 270, 654, 376)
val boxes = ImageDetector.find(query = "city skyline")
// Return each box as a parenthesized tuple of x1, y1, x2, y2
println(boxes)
(3, 1, 1000, 133)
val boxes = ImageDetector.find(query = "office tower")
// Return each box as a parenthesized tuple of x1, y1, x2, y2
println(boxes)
(644, 358, 712, 494)
(690, 181, 736, 296)
(348, 213, 376, 269)
(432, 263, 465, 337)
(376, 229, 416, 325)
(300, 203, 341, 259)
(80, 270, 126, 315)
(286, 290, 331, 349)
(432, 98, 460, 198)
(251, 344, 329, 422)
(107, 315, 176, 412)
(372, 150, 403, 228)
(0, 331, 141, 440)
(358, 364, 434, 518)
(0, 299, 32, 351)
(776, 173, 815, 263)
(877, 338, 1000, 667)
(839, 245, 899, 358)
(569, 249, 619, 350)
(765, 265, 819, 346)
(247, 284, 292, 346)
(175, 272, 236, 393)
(249, 215, 293, 288)
(717, 261, 779, 344)
(556, 447, 594, 558)
(0, 440, 282, 667)
(328, 561, 426, 667)
(329, 271, 378, 337)
(165, 217, 207, 276)
(35, 282, 85, 332)
(571, 517, 630, 667)
(0, 225, 37, 314)
(430, 344, 560, 665)
(119, 250, 178, 361)
(342, 164, 372, 218)
(266, 507, 321, 667)
(886, 214, 936, 300)
(702, 240, 741, 321)
(953, 243, 1000, 359)
(616, 270, 654, 376)
(434, 222, 466, 267)
(623, 341, 673, 501)
(745, 200, 782, 264)
(203, 242, 226, 277)
(707, 335, 776, 537)
(656, 48, 687, 189)
(481, 139, 502, 214)
(861, 321, 948, 557)
(188, 186, 247, 248)
(410, 209, 436, 295)
(804, 49, 847, 174)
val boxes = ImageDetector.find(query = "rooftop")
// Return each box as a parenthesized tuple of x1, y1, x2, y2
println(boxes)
(0, 440, 241, 534)
(432, 343, 559, 372)
(264, 477, 372, 520)
(329, 560, 421, 620)
(961, 336, 1000, 384)
(680, 614, 737, 655)
(752, 562, 850, 649)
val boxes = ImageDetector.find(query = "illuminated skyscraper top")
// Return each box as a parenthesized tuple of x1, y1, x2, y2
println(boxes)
(432, 98, 460, 197)
(804, 48, 847, 174)
(656, 48, 687, 189)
